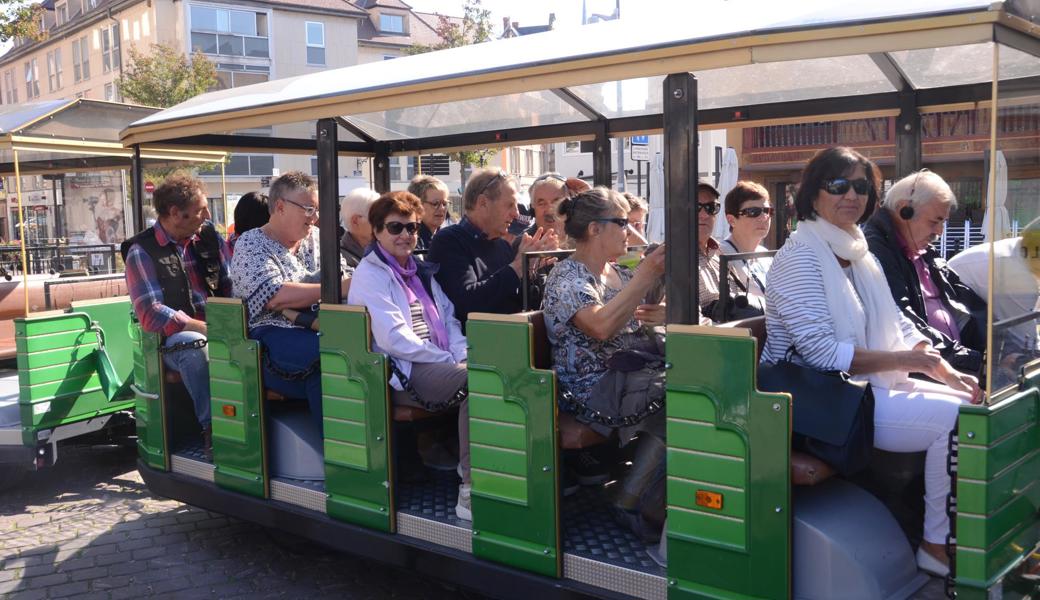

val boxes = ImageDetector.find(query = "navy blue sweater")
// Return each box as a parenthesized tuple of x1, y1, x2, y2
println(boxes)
(428, 217, 522, 329)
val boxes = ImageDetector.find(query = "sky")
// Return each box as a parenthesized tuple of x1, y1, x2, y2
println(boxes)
(404, 0, 630, 33)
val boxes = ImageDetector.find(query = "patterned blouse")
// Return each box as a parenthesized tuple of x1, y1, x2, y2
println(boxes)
(230, 226, 349, 330)
(542, 258, 642, 403)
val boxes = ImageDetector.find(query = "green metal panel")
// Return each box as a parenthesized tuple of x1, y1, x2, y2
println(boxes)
(956, 384, 1040, 598)
(15, 300, 136, 447)
(207, 299, 267, 499)
(319, 307, 393, 532)
(467, 315, 560, 578)
(131, 326, 167, 470)
(666, 328, 791, 600)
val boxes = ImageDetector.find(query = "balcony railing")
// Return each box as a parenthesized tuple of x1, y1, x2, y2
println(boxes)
(744, 118, 892, 150)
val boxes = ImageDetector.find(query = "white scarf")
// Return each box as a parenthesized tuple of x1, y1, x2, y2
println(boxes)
(790, 218, 908, 389)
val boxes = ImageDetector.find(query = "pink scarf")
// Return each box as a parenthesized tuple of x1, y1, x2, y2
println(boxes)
(376, 244, 450, 351)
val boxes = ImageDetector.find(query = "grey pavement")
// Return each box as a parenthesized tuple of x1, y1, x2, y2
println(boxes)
(0, 442, 487, 599)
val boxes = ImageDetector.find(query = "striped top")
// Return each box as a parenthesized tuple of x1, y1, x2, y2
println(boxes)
(409, 302, 431, 342)
(761, 239, 927, 372)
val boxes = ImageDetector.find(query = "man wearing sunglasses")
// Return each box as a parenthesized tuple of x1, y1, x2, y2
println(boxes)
(429, 167, 557, 330)
(864, 170, 986, 375)
(694, 177, 725, 320)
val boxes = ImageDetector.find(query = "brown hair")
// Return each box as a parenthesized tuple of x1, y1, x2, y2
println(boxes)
(557, 187, 630, 241)
(369, 191, 423, 232)
(724, 181, 770, 216)
(795, 146, 880, 224)
(622, 192, 648, 213)
(153, 174, 206, 217)
(462, 167, 514, 211)
(407, 175, 449, 204)
(268, 171, 316, 215)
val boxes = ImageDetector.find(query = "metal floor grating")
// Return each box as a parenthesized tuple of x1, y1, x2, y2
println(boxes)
(395, 469, 467, 526)
(561, 486, 664, 576)
(171, 436, 212, 464)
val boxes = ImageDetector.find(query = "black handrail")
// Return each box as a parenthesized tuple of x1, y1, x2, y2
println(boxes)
(716, 250, 777, 322)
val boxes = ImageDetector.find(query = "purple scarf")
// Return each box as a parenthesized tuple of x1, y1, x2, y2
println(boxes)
(376, 244, 450, 352)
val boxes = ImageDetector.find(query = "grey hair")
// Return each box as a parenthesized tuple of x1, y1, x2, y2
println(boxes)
(340, 187, 380, 226)
(883, 170, 957, 211)
(558, 186, 631, 241)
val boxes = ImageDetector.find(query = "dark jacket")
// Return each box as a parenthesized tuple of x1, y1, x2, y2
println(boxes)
(339, 231, 367, 269)
(416, 223, 436, 251)
(863, 209, 987, 373)
(428, 216, 522, 330)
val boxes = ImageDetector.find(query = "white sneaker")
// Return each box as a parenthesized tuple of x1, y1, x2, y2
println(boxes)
(455, 483, 472, 521)
(916, 547, 950, 577)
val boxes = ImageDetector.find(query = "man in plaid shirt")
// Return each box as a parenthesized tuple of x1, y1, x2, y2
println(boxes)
(121, 175, 231, 455)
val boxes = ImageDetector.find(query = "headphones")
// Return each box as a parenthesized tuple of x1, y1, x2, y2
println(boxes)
(899, 205, 915, 220)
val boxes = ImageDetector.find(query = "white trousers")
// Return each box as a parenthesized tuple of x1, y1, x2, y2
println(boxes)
(873, 379, 972, 544)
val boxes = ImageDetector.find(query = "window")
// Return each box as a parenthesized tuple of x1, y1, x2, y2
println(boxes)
(104, 82, 119, 101)
(383, 54, 397, 61)
(72, 36, 89, 81)
(310, 157, 318, 176)
(55, 1, 68, 25)
(210, 154, 274, 176)
(3, 71, 16, 104)
(190, 5, 269, 58)
(24, 59, 39, 99)
(46, 49, 63, 91)
(305, 22, 325, 65)
(380, 13, 404, 33)
(210, 64, 269, 91)
(509, 147, 521, 173)
(564, 141, 582, 154)
(101, 24, 120, 73)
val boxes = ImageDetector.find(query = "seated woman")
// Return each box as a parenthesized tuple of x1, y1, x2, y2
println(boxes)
(229, 191, 269, 250)
(719, 181, 773, 318)
(230, 172, 350, 431)
(346, 192, 472, 521)
(542, 187, 667, 539)
(761, 146, 981, 577)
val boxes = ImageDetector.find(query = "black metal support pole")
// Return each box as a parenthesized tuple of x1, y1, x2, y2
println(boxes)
(131, 145, 144, 233)
(663, 73, 699, 325)
(373, 143, 391, 193)
(592, 122, 611, 188)
(317, 118, 341, 305)
(895, 89, 922, 178)
(637, 162, 642, 197)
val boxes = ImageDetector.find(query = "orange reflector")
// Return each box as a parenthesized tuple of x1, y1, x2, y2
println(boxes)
(695, 490, 723, 510)
(222, 405, 236, 417)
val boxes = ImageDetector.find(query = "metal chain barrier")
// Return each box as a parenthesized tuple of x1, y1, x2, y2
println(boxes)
(944, 427, 959, 599)
(388, 358, 466, 412)
(159, 338, 208, 354)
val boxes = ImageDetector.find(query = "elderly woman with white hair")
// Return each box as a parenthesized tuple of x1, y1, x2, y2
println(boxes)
(340, 187, 381, 268)
(864, 169, 987, 375)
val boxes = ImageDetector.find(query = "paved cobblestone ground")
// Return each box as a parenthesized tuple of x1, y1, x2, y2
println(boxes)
(0, 442, 487, 600)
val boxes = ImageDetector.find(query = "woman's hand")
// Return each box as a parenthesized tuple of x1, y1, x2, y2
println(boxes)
(634, 303, 666, 327)
(933, 359, 983, 403)
(636, 243, 666, 278)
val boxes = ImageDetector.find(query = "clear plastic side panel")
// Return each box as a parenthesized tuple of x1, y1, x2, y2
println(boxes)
(982, 44, 1040, 397)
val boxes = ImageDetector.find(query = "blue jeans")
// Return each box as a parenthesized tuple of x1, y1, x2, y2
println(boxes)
(162, 330, 211, 429)
(250, 325, 322, 431)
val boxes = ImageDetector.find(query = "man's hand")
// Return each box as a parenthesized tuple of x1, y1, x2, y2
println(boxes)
(183, 318, 208, 336)
(512, 228, 559, 276)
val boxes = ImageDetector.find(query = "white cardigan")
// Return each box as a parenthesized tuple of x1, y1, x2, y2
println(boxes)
(347, 251, 467, 390)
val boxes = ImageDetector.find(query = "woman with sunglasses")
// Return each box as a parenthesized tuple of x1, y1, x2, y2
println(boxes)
(346, 191, 472, 521)
(720, 181, 773, 315)
(761, 146, 981, 577)
(542, 187, 667, 540)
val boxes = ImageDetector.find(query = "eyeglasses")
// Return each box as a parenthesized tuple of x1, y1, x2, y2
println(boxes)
(476, 172, 506, 198)
(594, 217, 630, 228)
(282, 197, 318, 218)
(737, 206, 773, 218)
(697, 202, 721, 215)
(422, 200, 449, 209)
(384, 221, 421, 236)
(821, 177, 871, 196)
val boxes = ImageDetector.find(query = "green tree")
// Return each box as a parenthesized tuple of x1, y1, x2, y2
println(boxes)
(0, 1, 45, 43)
(407, 0, 496, 184)
(117, 43, 217, 108)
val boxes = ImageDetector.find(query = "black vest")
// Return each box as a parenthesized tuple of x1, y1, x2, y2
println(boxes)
(121, 223, 223, 317)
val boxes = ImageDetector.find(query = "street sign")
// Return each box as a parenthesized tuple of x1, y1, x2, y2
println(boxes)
(631, 135, 650, 162)
(144, 181, 155, 193)
(260, 176, 272, 187)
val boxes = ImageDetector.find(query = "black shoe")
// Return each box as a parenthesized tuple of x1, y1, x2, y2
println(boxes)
(572, 448, 610, 486)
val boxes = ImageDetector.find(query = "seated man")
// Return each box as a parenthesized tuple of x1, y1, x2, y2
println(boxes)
(230, 171, 350, 429)
(429, 167, 556, 329)
(339, 187, 379, 268)
(865, 170, 986, 374)
(694, 178, 724, 321)
(407, 175, 450, 251)
(122, 174, 231, 453)
(527, 172, 569, 243)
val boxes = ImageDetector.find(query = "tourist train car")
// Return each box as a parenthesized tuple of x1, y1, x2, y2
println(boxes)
(20, 1, 1040, 598)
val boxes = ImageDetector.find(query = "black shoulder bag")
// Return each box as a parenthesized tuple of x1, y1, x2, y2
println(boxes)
(757, 346, 875, 476)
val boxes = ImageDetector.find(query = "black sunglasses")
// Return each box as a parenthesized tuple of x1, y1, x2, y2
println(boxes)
(697, 202, 721, 215)
(477, 172, 506, 197)
(594, 217, 630, 228)
(822, 177, 871, 196)
(737, 206, 773, 218)
(384, 221, 421, 235)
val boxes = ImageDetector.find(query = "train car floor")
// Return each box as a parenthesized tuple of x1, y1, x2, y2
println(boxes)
(172, 436, 210, 463)
(563, 486, 664, 576)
